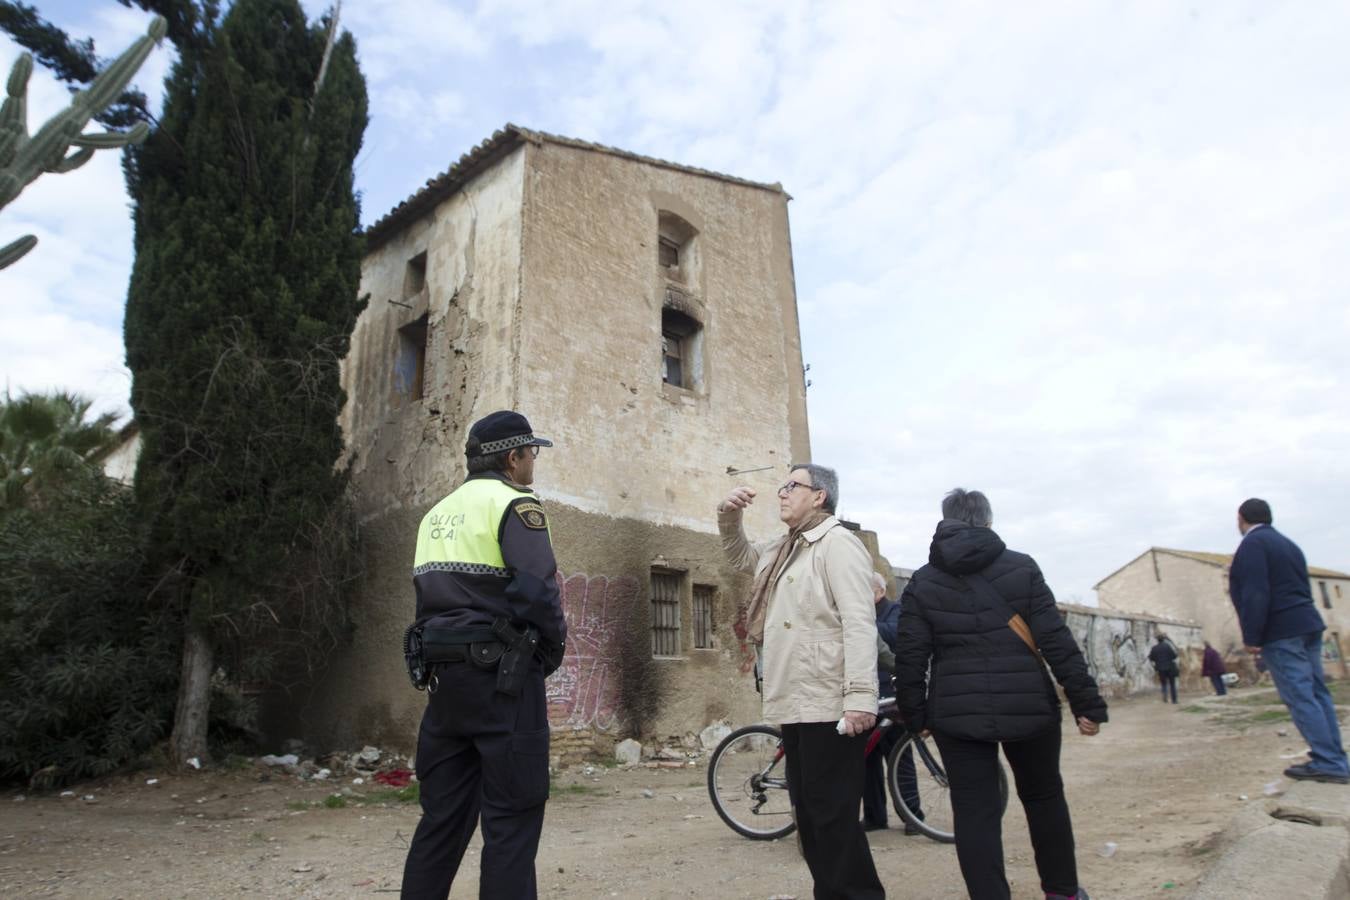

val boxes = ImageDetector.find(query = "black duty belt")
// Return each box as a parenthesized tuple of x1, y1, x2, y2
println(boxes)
(421, 625, 505, 665)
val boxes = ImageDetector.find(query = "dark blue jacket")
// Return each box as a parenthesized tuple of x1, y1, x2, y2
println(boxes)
(875, 598, 900, 698)
(1229, 525, 1324, 646)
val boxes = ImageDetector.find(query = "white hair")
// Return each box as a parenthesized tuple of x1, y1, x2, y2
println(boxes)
(870, 571, 887, 592)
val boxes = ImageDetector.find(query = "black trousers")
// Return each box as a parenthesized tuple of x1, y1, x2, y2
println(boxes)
(781, 721, 885, 900)
(401, 661, 550, 900)
(862, 725, 921, 827)
(936, 725, 1078, 900)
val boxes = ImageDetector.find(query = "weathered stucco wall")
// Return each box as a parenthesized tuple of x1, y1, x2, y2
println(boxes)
(516, 139, 809, 545)
(339, 146, 527, 516)
(1060, 602, 1204, 696)
(277, 496, 768, 756)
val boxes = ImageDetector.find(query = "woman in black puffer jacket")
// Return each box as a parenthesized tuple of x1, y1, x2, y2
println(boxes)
(896, 489, 1108, 900)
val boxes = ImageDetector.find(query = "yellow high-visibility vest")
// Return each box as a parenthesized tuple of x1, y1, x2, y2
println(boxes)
(413, 478, 537, 577)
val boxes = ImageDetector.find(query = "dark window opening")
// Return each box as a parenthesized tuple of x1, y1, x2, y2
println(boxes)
(404, 251, 427, 298)
(651, 571, 682, 657)
(396, 313, 428, 400)
(662, 307, 699, 389)
(693, 585, 714, 649)
(659, 237, 680, 268)
(1320, 580, 1332, 610)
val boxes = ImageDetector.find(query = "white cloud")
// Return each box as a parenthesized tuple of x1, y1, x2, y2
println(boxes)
(6, 0, 1350, 600)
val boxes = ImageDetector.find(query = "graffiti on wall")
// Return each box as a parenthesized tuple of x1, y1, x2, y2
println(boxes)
(546, 571, 637, 732)
(1065, 609, 1202, 697)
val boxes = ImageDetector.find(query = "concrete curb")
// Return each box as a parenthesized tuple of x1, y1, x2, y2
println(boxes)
(1188, 781, 1350, 899)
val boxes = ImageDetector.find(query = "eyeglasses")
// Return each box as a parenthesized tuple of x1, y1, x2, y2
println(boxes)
(516, 445, 540, 459)
(778, 480, 818, 495)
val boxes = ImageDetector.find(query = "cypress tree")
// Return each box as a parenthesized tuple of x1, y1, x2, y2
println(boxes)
(123, 0, 368, 764)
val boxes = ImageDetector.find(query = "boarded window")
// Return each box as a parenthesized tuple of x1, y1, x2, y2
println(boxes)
(693, 585, 714, 649)
(659, 236, 680, 268)
(651, 571, 682, 657)
(396, 313, 428, 400)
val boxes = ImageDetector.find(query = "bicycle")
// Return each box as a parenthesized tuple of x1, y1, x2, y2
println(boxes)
(706, 697, 1009, 843)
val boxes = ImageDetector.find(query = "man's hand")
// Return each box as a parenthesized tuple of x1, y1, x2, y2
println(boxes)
(1076, 716, 1100, 737)
(1245, 645, 1261, 655)
(841, 711, 876, 736)
(719, 486, 756, 513)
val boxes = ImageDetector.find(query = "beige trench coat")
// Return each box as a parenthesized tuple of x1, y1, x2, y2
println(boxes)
(719, 508, 879, 725)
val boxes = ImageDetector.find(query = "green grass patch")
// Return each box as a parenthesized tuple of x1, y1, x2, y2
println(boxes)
(1180, 705, 1209, 713)
(322, 794, 347, 809)
(352, 784, 419, 805)
(1247, 709, 1292, 723)
(551, 781, 603, 797)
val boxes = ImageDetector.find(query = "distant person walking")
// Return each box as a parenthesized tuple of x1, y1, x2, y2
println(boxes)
(895, 488, 1107, 900)
(1148, 634, 1179, 704)
(1201, 641, 1227, 696)
(1229, 497, 1350, 784)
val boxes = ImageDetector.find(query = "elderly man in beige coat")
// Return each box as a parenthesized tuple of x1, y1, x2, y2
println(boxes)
(719, 463, 884, 899)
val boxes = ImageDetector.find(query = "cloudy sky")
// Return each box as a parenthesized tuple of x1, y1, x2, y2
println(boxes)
(4, 1, 1349, 603)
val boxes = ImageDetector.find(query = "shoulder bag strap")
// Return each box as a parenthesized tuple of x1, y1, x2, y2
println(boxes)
(961, 572, 1043, 663)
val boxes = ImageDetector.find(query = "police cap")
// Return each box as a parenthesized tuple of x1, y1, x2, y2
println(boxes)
(465, 410, 554, 458)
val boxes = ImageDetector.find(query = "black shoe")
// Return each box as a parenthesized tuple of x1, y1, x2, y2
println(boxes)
(902, 822, 923, 836)
(1284, 763, 1350, 784)
(862, 820, 887, 832)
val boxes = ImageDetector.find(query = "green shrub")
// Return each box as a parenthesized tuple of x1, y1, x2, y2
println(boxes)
(0, 467, 178, 785)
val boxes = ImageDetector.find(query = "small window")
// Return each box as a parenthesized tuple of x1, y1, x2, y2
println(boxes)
(396, 314, 428, 400)
(403, 251, 427, 298)
(693, 585, 715, 649)
(1320, 581, 1332, 610)
(659, 237, 680, 268)
(661, 308, 700, 390)
(651, 571, 682, 657)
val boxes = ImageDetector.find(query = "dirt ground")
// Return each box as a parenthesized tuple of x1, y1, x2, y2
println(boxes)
(3, 684, 1343, 899)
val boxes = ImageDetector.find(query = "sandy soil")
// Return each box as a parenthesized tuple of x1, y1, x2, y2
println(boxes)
(2, 686, 1338, 899)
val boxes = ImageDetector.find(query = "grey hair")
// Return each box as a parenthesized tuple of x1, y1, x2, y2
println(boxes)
(942, 487, 992, 527)
(790, 462, 839, 513)
(870, 571, 887, 592)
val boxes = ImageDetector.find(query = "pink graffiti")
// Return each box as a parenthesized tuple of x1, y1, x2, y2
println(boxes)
(546, 571, 637, 732)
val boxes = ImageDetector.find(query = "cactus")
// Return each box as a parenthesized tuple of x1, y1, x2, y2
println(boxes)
(0, 16, 167, 269)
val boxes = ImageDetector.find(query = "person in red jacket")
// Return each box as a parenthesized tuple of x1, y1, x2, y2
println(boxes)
(1201, 641, 1227, 696)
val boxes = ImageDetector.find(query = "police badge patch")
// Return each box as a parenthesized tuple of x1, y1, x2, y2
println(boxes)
(514, 501, 548, 529)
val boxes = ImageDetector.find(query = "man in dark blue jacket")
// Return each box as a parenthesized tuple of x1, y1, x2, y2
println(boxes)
(862, 573, 922, 832)
(1229, 498, 1349, 783)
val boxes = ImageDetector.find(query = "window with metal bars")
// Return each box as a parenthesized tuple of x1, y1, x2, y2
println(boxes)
(651, 571, 683, 657)
(692, 585, 714, 649)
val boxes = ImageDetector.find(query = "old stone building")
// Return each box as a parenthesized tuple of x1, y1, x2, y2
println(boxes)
(1095, 547, 1350, 678)
(293, 124, 894, 757)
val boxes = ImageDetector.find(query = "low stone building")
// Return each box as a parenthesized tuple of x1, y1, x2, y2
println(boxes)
(286, 125, 895, 759)
(1094, 547, 1350, 678)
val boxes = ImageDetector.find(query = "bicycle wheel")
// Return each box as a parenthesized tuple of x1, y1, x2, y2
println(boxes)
(886, 731, 1009, 844)
(707, 724, 795, 840)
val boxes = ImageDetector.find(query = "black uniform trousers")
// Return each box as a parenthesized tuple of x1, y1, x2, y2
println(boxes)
(936, 724, 1078, 900)
(401, 659, 550, 900)
(781, 721, 885, 900)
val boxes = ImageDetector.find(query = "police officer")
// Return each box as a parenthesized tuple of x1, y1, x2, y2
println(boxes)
(400, 410, 567, 900)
